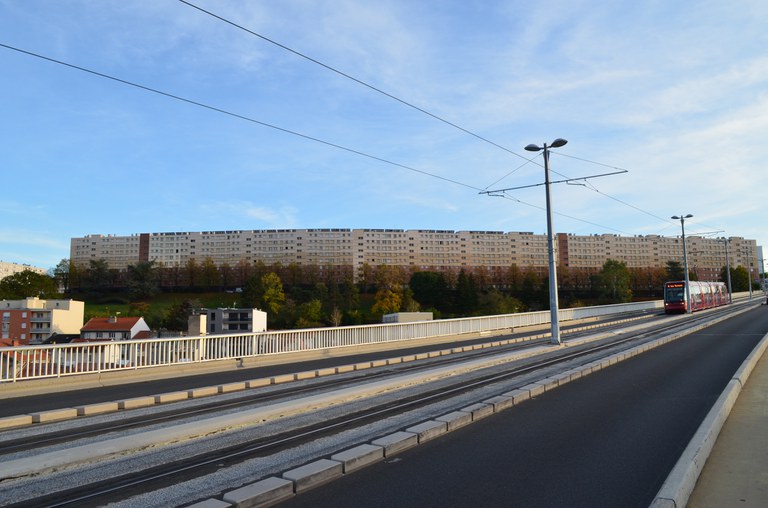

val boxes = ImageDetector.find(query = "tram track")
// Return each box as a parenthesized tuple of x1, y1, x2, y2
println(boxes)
(1, 301, 759, 508)
(0, 311, 661, 454)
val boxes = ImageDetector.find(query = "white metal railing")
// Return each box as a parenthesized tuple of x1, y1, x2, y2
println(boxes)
(2, 300, 665, 383)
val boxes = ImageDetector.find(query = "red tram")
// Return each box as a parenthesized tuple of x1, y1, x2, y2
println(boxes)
(663, 280, 729, 313)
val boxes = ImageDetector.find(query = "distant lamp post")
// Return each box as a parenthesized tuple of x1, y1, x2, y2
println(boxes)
(721, 237, 733, 304)
(525, 138, 568, 344)
(672, 214, 693, 313)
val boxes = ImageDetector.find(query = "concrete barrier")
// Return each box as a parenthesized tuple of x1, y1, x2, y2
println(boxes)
(282, 459, 343, 493)
(405, 420, 448, 443)
(371, 431, 418, 457)
(31, 408, 78, 423)
(331, 444, 384, 473)
(222, 476, 293, 507)
(76, 402, 119, 416)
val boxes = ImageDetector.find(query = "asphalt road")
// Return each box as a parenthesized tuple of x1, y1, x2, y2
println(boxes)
(277, 306, 768, 508)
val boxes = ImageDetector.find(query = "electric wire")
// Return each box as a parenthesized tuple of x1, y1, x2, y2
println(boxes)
(0, 41, 628, 236)
(178, 0, 530, 162)
(0, 42, 720, 243)
(178, 1, 696, 239)
(0, 42, 479, 193)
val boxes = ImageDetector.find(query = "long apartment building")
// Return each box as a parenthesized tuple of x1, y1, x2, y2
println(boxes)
(70, 229, 761, 282)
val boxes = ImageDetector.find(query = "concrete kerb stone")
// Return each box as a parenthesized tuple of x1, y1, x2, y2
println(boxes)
(76, 401, 119, 416)
(330, 443, 384, 473)
(187, 498, 233, 508)
(31, 408, 78, 423)
(271, 373, 296, 384)
(405, 420, 448, 443)
(0, 414, 33, 430)
(650, 331, 768, 508)
(246, 378, 271, 389)
(118, 395, 156, 410)
(154, 391, 188, 404)
(282, 458, 343, 493)
(435, 410, 473, 431)
(521, 382, 546, 398)
(483, 395, 515, 412)
(294, 371, 317, 381)
(503, 388, 532, 405)
(371, 431, 419, 457)
(188, 386, 219, 398)
(315, 367, 336, 377)
(218, 382, 247, 394)
(539, 377, 560, 391)
(222, 476, 294, 508)
(460, 402, 495, 420)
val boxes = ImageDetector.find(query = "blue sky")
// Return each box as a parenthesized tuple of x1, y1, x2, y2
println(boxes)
(1, 0, 767, 272)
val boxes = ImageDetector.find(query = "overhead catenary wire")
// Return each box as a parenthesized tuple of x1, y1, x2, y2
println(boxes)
(0, 42, 718, 244)
(0, 42, 478, 192)
(179, 1, 706, 240)
(0, 42, 638, 238)
(178, 0, 531, 163)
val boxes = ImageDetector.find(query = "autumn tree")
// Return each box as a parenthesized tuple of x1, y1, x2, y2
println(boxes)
(371, 288, 402, 316)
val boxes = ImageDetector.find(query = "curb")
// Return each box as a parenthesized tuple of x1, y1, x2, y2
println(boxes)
(649, 330, 768, 508)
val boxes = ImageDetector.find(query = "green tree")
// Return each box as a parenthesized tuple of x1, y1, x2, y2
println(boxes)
(81, 259, 113, 292)
(479, 289, 523, 315)
(0, 270, 59, 299)
(666, 260, 684, 280)
(126, 260, 160, 300)
(593, 259, 632, 303)
(409, 271, 448, 310)
(201, 257, 219, 288)
(242, 272, 287, 317)
(163, 298, 203, 332)
(51, 258, 71, 293)
(185, 258, 201, 288)
(295, 299, 324, 328)
(261, 272, 286, 315)
(724, 265, 750, 292)
(455, 269, 479, 314)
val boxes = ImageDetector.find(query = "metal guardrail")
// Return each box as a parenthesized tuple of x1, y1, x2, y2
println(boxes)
(0, 299, 675, 384)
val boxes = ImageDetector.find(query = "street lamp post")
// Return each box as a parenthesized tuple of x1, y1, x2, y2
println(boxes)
(672, 214, 693, 313)
(722, 237, 733, 304)
(525, 138, 568, 344)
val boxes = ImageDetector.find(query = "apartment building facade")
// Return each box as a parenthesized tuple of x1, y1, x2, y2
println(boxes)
(70, 229, 761, 283)
(1, 297, 85, 345)
(0, 261, 46, 280)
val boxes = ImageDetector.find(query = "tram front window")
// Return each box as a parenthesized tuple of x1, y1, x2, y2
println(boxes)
(665, 288, 685, 302)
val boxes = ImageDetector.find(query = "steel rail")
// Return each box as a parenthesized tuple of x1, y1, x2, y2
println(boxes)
(5, 304, 753, 508)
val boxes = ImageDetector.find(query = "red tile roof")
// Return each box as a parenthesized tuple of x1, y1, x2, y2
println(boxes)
(81, 317, 143, 331)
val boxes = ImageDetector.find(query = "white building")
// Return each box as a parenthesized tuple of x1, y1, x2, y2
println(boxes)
(188, 308, 268, 335)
